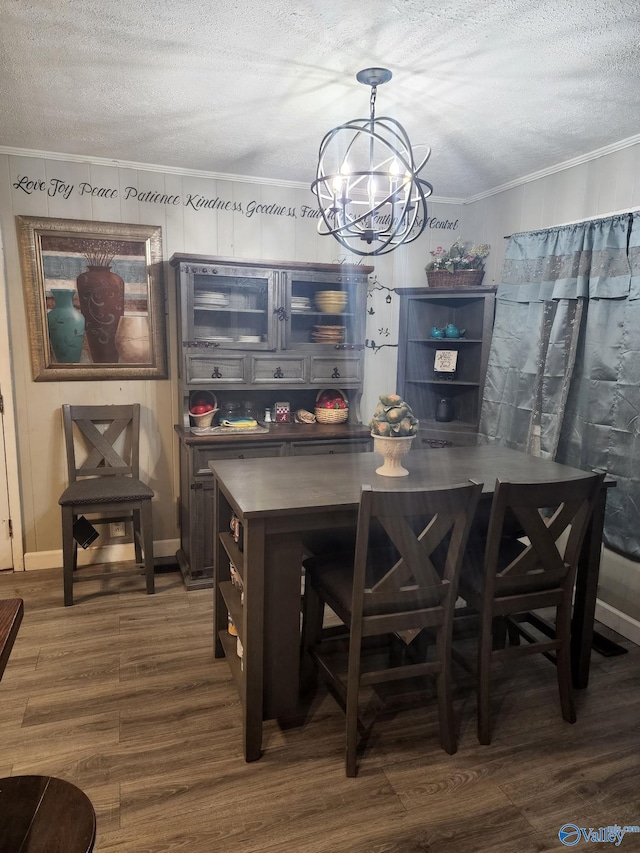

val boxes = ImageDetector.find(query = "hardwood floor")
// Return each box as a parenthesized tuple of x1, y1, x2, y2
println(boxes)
(1, 565, 639, 852)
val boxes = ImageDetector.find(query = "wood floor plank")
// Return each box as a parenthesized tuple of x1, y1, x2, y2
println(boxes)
(0, 566, 638, 853)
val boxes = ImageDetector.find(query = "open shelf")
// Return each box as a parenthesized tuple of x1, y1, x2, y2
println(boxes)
(219, 580, 243, 642)
(218, 629, 245, 701)
(219, 532, 244, 579)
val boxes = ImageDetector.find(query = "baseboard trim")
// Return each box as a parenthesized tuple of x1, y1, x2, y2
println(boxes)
(23, 539, 180, 571)
(595, 599, 640, 647)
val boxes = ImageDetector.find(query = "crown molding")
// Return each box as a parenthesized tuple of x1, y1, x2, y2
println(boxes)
(0, 144, 463, 204)
(0, 145, 307, 189)
(7, 134, 634, 206)
(463, 133, 640, 204)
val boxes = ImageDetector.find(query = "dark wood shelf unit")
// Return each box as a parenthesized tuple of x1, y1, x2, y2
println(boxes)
(396, 286, 496, 446)
(171, 254, 374, 589)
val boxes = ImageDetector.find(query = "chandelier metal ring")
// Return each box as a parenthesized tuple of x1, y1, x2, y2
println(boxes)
(311, 68, 433, 256)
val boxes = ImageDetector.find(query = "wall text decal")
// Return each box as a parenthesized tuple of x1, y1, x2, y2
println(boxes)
(12, 174, 459, 230)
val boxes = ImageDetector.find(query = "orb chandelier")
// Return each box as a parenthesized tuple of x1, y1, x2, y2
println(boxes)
(311, 68, 433, 257)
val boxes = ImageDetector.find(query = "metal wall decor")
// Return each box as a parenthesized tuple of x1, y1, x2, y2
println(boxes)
(311, 67, 433, 256)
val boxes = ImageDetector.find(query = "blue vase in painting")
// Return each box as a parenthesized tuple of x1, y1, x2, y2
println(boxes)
(47, 288, 85, 363)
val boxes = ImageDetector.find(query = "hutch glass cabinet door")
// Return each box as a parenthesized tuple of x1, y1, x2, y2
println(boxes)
(283, 269, 366, 351)
(187, 264, 277, 349)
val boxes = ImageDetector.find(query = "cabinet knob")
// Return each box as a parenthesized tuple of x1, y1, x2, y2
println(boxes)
(211, 367, 222, 378)
(331, 367, 341, 379)
(274, 367, 284, 379)
(237, 454, 245, 459)
(273, 306, 289, 321)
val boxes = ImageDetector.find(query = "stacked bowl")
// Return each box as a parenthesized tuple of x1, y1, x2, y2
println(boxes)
(315, 290, 347, 314)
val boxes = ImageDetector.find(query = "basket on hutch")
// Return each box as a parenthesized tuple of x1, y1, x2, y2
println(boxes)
(426, 238, 490, 288)
(189, 391, 218, 428)
(427, 269, 485, 288)
(315, 389, 349, 424)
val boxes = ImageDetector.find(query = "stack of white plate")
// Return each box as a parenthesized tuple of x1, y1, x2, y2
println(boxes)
(194, 328, 234, 342)
(291, 296, 312, 313)
(194, 291, 229, 308)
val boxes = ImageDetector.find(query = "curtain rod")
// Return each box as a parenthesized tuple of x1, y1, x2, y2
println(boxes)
(503, 205, 640, 239)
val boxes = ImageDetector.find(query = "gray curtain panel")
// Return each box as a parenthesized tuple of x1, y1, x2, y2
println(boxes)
(479, 212, 640, 558)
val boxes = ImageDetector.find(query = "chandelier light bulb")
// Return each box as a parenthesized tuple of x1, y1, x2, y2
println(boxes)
(311, 68, 433, 256)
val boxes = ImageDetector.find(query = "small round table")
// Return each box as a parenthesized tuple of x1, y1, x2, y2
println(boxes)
(0, 775, 96, 852)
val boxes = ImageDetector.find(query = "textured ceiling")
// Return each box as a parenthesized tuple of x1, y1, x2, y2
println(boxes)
(1, 0, 639, 199)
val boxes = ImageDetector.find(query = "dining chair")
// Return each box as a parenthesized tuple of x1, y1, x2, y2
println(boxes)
(58, 404, 155, 606)
(457, 472, 604, 744)
(0, 775, 96, 852)
(0, 598, 24, 683)
(300, 480, 482, 777)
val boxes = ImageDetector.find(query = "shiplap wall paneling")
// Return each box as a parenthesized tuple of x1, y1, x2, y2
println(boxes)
(520, 177, 547, 231)
(181, 175, 218, 256)
(231, 181, 262, 259)
(552, 163, 589, 225)
(611, 145, 640, 210)
(118, 167, 143, 225)
(294, 187, 321, 263)
(43, 160, 91, 220)
(87, 164, 121, 223)
(259, 184, 296, 261)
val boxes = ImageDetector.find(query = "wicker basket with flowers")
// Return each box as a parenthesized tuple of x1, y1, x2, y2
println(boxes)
(426, 238, 490, 288)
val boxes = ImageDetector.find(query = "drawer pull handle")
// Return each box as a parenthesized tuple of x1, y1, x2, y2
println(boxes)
(211, 367, 222, 378)
(331, 367, 341, 379)
(274, 367, 284, 378)
(237, 454, 245, 459)
(183, 340, 220, 349)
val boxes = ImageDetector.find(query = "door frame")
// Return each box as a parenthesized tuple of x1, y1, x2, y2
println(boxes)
(0, 225, 24, 570)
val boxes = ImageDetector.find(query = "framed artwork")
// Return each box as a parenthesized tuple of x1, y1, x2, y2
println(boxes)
(16, 215, 167, 381)
(434, 349, 458, 380)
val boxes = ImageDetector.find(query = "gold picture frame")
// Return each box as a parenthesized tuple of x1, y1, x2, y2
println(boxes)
(16, 215, 167, 381)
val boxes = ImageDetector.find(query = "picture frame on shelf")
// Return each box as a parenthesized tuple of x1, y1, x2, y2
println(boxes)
(16, 215, 167, 381)
(434, 349, 458, 380)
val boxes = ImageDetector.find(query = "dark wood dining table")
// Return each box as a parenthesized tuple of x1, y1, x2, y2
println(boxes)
(210, 445, 613, 761)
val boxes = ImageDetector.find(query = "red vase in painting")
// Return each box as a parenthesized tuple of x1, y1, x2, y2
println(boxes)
(76, 265, 125, 363)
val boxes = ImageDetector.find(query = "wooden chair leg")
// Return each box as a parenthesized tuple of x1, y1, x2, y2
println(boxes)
(436, 628, 457, 755)
(300, 579, 324, 694)
(62, 506, 76, 606)
(345, 629, 363, 778)
(493, 616, 507, 649)
(133, 508, 143, 565)
(477, 611, 493, 745)
(140, 499, 155, 595)
(555, 602, 576, 724)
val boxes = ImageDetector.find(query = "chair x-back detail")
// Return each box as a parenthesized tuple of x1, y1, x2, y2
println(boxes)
(59, 404, 155, 606)
(458, 472, 605, 744)
(301, 480, 482, 776)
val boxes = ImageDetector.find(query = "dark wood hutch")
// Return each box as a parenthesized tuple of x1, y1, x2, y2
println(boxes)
(170, 254, 373, 589)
